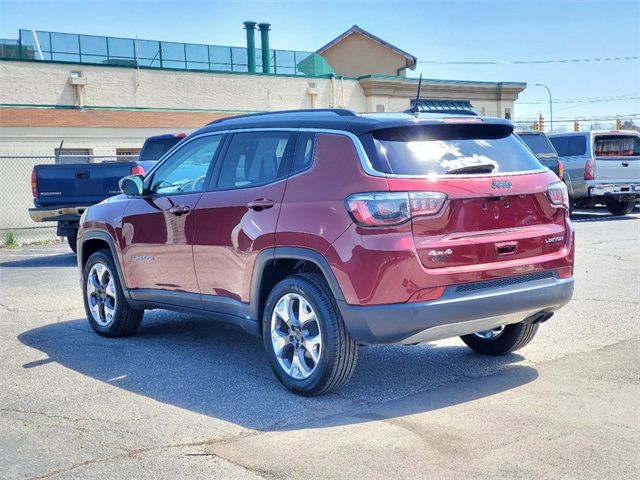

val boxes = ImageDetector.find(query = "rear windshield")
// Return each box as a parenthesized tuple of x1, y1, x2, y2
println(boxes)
(517, 133, 557, 158)
(139, 137, 183, 161)
(594, 135, 640, 157)
(363, 124, 543, 176)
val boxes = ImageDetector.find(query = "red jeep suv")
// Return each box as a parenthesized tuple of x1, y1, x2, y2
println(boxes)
(77, 109, 574, 395)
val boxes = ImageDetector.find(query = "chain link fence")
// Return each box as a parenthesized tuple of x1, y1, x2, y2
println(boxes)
(0, 155, 134, 247)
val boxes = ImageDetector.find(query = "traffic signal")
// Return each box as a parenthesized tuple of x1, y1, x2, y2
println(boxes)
(533, 121, 539, 130)
(574, 121, 580, 132)
(539, 114, 545, 132)
(616, 116, 622, 130)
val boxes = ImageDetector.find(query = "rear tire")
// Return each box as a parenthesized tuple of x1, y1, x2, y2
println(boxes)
(262, 273, 359, 396)
(605, 198, 635, 216)
(67, 234, 77, 253)
(82, 250, 143, 337)
(460, 322, 539, 355)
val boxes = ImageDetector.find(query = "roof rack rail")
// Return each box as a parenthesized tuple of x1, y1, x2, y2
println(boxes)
(402, 108, 478, 116)
(207, 108, 357, 125)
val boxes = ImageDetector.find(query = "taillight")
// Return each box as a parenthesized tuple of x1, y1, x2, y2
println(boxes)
(345, 191, 447, 227)
(557, 159, 564, 180)
(31, 168, 38, 197)
(131, 164, 145, 176)
(557, 266, 573, 279)
(547, 181, 569, 209)
(584, 158, 595, 180)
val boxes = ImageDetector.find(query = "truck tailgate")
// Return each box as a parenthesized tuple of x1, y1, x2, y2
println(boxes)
(594, 134, 640, 183)
(34, 162, 134, 207)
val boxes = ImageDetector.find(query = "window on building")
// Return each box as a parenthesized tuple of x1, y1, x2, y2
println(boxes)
(116, 148, 141, 157)
(55, 148, 93, 164)
(376, 104, 385, 112)
(504, 108, 512, 120)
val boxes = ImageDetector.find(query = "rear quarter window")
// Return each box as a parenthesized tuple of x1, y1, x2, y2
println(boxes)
(361, 124, 544, 176)
(549, 135, 587, 157)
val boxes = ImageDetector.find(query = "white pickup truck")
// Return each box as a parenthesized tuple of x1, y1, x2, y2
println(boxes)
(549, 131, 640, 215)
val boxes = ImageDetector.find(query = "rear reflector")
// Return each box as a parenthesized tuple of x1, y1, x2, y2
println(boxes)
(408, 286, 446, 302)
(345, 191, 447, 227)
(31, 168, 38, 197)
(557, 266, 573, 279)
(131, 164, 145, 176)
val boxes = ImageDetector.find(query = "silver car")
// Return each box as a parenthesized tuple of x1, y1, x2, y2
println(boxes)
(549, 131, 640, 215)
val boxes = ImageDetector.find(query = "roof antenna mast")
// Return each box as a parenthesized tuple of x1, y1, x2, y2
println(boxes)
(411, 74, 423, 115)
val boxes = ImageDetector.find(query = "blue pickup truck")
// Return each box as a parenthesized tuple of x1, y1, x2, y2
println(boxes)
(29, 133, 185, 252)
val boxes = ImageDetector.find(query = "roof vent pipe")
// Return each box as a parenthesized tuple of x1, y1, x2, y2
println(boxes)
(258, 22, 271, 73)
(243, 21, 257, 73)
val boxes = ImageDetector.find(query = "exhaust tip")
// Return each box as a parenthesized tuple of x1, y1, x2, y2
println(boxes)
(525, 311, 554, 325)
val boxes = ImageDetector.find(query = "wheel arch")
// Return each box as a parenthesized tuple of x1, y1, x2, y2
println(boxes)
(79, 231, 130, 299)
(250, 247, 345, 325)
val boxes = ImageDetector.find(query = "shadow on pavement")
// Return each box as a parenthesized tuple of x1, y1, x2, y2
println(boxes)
(0, 253, 76, 268)
(19, 314, 537, 431)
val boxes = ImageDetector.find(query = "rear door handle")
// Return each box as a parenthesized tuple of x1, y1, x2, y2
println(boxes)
(168, 205, 191, 216)
(76, 171, 90, 179)
(247, 199, 274, 211)
(622, 162, 629, 167)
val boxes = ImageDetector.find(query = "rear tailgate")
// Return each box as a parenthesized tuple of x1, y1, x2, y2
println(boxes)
(387, 174, 567, 271)
(34, 162, 136, 207)
(593, 133, 640, 183)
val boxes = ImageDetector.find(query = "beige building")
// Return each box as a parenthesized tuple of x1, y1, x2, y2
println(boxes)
(0, 25, 526, 156)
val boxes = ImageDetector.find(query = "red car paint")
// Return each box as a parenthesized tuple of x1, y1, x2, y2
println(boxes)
(78, 113, 574, 337)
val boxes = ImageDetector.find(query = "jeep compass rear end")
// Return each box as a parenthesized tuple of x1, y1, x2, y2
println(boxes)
(78, 109, 574, 396)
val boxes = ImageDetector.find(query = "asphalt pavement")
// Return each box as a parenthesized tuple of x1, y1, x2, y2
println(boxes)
(1, 207, 638, 479)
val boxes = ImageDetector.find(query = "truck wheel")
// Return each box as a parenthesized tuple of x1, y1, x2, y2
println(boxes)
(262, 273, 359, 396)
(605, 199, 635, 216)
(568, 196, 576, 216)
(82, 250, 143, 337)
(460, 322, 539, 355)
(67, 234, 77, 253)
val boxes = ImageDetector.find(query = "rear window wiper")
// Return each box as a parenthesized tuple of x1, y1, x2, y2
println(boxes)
(446, 163, 496, 174)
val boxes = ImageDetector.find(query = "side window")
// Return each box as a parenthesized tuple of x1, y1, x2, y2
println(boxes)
(568, 136, 586, 156)
(550, 136, 568, 156)
(149, 134, 223, 194)
(291, 132, 316, 174)
(217, 131, 294, 189)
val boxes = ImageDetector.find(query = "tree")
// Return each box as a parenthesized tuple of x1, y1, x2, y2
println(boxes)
(621, 119, 639, 132)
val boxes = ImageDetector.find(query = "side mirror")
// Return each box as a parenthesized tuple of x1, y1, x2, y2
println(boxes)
(119, 175, 144, 196)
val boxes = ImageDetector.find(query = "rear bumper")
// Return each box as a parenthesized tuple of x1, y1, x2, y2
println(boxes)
(589, 183, 640, 200)
(338, 273, 574, 345)
(29, 206, 88, 223)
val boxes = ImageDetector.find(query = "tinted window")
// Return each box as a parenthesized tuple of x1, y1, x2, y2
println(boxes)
(549, 135, 587, 156)
(149, 135, 223, 194)
(217, 131, 294, 189)
(594, 135, 640, 157)
(517, 133, 557, 157)
(139, 137, 184, 161)
(365, 124, 543, 176)
(292, 132, 316, 174)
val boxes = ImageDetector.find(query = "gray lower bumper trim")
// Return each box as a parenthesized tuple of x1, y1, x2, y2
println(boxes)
(338, 276, 574, 345)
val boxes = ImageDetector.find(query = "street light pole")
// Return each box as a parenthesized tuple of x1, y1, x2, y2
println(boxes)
(535, 83, 553, 133)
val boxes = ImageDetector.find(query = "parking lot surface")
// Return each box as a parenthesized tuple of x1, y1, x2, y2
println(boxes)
(1, 207, 639, 480)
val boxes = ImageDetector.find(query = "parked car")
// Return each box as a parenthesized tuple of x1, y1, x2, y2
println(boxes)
(29, 159, 154, 252)
(516, 130, 563, 179)
(549, 130, 640, 215)
(29, 133, 185, 253)
(77, 109, 575, 395)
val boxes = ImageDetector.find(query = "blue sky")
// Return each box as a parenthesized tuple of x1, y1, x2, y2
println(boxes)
(1, 0, 638, 125)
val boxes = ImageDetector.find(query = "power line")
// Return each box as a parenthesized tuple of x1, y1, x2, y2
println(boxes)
(419, 56, 639, 65)
(517, 93, 640, 105)
(516, 113, 640, 122)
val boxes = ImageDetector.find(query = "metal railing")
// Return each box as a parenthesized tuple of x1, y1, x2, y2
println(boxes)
(0, 29, 334, 77)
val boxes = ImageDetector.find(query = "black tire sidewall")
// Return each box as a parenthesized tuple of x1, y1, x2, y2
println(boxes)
(82, 250, 129, 336)
(262, 276, 337, 395)
(67, 234, 77, 253)
(461, 322, 539, 355)
(605, 199, 635, 216)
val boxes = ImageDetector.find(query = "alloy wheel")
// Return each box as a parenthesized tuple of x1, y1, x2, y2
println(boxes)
(86, 263, 117, 326)
(473, 326, 504, 340)
(270, 293, 322, 380)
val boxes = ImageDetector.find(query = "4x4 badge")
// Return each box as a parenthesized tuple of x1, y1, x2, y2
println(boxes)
(491, 179, 512, 189)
